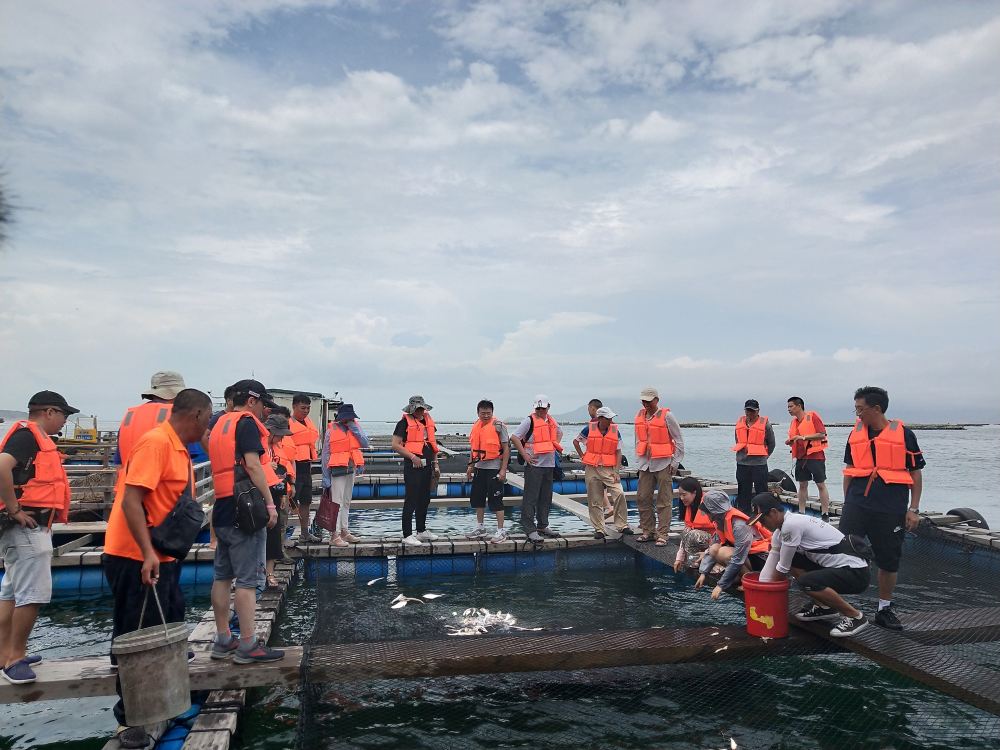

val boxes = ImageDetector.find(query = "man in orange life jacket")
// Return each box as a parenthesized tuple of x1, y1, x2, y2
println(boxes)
(510, 395, 564, 543)
(732, 399, 775, 514)
(464, 399, 511, 544)
(391, 395, 441, 546)
(207, 380, 284, 665)
(634, 387, 685, 546)
(786, 396, 831, 521)
(695, 488, 772, 601)
(574, 407, 631, 539)
(289, 394, 321, 543)
(103, 388, 211, 747)
(586, 399, 615, 519)
(0, 390, 78, 685)
(839, 386, 924, 631)
(115, 371, 187, 466)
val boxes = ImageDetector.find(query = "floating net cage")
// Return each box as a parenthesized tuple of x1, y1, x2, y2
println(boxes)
(289, 529, 1000, 750)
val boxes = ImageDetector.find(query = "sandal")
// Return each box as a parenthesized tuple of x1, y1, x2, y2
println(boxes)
(655, 538, 668, 547)
(266, 575, 280, 589)
(634, 534, 652, 543)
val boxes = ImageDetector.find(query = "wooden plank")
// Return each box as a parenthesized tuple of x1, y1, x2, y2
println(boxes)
(53, 534, 93, 557)
(304, 626, 824, 683)
(792, 615, 1000, 715)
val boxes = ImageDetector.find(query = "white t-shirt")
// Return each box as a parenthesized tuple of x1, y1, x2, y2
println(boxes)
(766, 513, 868, 576)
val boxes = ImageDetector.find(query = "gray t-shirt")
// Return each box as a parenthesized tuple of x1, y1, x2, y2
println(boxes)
(512, 415, 564, 468)
(735, 419, 776, 466)
(473, 421, 510, 470)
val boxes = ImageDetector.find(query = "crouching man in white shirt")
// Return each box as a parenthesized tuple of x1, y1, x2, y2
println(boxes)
(752, 492, 872, 638)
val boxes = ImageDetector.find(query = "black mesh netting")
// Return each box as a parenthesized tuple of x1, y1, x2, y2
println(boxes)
(261, 528, 1000, 750)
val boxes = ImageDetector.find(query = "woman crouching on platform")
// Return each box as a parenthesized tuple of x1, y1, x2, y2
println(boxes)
(673, 477, 716, 573)
(695, 489, 773, 600)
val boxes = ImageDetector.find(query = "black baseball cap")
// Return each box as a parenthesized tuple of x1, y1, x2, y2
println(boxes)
(748, 492, 784, 525)
(744, 399, 760, 410)
(230, 379, 278, 409)
(28, 390, 80, 415)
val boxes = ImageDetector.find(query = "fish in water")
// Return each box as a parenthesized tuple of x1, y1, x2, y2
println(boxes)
(422, 593, 444, 600)
(447, 607, 519, 636)
(390, 595, 424, 609)
(366, 578, 385, 586)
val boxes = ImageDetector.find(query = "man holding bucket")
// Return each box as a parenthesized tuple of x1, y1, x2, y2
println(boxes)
(104, 388, 212, 748)
(752, 493, 872, 637)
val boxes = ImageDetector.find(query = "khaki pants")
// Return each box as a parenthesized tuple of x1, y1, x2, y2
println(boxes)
(585, 465, 627, 533)
(636, 467, 673, 540)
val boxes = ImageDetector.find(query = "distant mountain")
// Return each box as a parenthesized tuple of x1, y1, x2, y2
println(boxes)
(0, 409, 27, 422)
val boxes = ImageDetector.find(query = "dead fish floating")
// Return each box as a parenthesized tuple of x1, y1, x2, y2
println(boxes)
(390, 594, 425, 609)
(366, 578, 386, 586)
(421, 593, 445, 600)
(447, 607, 520, 636)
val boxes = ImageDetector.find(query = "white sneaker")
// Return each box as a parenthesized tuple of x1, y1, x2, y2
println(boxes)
(401, 534, 424, 547)
(489, 528, 509, 544)
(416, 530, 439, 542)
(466, 525, 488, 539)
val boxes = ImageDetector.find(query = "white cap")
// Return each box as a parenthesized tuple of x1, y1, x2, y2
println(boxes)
(640, 386, 659, 401)
(595, 406, 617, 420)
(533, 394, 551, 409)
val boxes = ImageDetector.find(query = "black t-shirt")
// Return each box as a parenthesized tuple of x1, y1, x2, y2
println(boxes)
(394, 417, 436, 461)
(1, 428, 41, 497)
(844, 424, 925, 515)
(212, 415, 265, 528)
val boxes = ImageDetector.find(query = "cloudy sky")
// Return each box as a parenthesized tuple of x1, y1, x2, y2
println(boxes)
(1, 0, 998, 423)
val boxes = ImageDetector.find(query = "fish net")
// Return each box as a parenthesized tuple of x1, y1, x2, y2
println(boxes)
(293, 527, 1000, 750)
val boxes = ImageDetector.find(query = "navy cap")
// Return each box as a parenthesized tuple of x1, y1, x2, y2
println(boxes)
(28, 390, 80, 415)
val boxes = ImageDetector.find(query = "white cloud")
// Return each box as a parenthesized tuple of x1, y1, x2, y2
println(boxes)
(628, 111, 689, 142)
(659, 356, 721, 370)
(741, 349, 814, 367)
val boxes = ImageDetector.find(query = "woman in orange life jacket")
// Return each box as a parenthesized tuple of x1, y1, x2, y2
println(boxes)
(321, 404, 370, 546)
(673, 477, 716, 573)
(694, 489, 773, 600)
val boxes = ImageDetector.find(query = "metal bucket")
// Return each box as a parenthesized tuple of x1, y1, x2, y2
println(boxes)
(111, 585, 191, 726)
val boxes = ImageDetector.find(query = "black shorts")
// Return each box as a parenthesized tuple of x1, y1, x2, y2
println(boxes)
(748, 552, 768, 572)
(837, 503, 905, 573)
(797, 565, 870, 595)
(294, 461, 314, 505)
(794, 458, 827, 484)
(470, 468, 504, 512)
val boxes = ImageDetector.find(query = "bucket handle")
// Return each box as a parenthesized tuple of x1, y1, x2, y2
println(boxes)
(138, 583, 171, 641)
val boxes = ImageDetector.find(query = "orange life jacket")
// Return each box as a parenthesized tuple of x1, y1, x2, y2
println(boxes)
(732, 415, 769, 457)
(118, 402, 172, 464)
(843, 420, 916, 492)
(278, 437, 297, 482)
(788, 411, 828, 457)
(720, 507, 772, 555)
(327, 422, 366, 468)
(0, 421, 71, 522)
(469, 419, 503, 461)
(262, 442, 283, 487)
(208, 411, 269, 498)
(530, 414, 562, 455)
(634, 408, 676, 459)
(684, 505, 716, 532)
(403, 413, 438, 456)
(582, 421, 619, 467)
(290, 417, 319, 461)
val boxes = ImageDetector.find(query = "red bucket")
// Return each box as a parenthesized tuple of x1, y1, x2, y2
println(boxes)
(742, 572, 789, 638)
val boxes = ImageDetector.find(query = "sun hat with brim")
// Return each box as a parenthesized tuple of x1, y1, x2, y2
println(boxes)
(640, 387, 659, 401)
(336, 404, 360, 422)
(403, 395, 432, 414)
(532, 394, 551, 409)
(595, 406, 617, 420)
(264, 414, 292, 436)
(28, 390, 80, 416)
(141, 371, 186, 400)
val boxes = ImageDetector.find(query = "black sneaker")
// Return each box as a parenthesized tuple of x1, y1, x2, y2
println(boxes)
(537, 527, 561, 538)
(594, 530, 606, 540)
(874, 604, 903, 631)
(795, 603, 840, 621)
(821, 513, 830, 523)
(830, 614, 869, 638)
